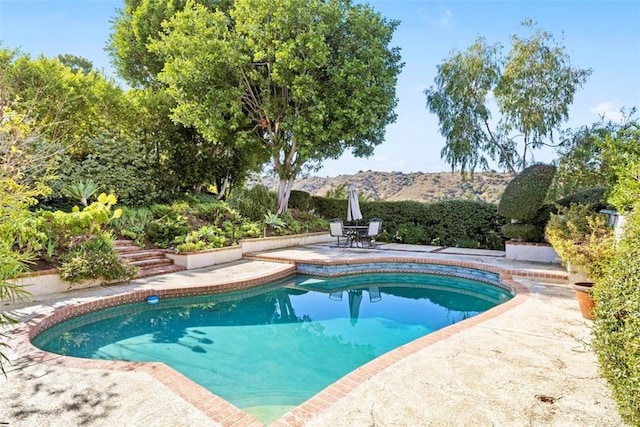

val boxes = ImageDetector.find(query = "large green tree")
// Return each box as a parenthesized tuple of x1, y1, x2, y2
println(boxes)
(425, 20, 591, 175)
(108, 0, 259, 197)
(152, 0, 402, 213)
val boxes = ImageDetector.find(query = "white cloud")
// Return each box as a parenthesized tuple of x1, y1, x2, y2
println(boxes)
(590, 101, 624, 122)
(438, 8, 453, 27)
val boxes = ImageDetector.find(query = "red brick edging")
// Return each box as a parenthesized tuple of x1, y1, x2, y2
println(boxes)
(9, 258, 554, 427)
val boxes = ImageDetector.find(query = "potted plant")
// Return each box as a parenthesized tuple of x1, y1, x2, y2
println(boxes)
(546, 203, 615, 319)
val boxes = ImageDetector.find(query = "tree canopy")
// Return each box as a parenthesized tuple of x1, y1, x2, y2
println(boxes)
(425, 20, 591, 175)
(152, 0, 403, 213)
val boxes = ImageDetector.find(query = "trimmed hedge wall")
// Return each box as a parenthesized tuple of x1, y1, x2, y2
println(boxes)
(498, 164, 556, 242)
(593, 207, 640, 425)
(312, 196, 506, 250)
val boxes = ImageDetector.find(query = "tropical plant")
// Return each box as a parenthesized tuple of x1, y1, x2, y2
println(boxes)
(425, 20, 591, 174)
(109, 207, 154, 246)
(263, 212, 287, 237)
(62, 180, 99, 206)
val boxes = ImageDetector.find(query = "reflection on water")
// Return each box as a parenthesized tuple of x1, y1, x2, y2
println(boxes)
(33, 272, 512, 423)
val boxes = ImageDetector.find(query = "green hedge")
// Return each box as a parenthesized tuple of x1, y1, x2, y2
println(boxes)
(312, 197, 506, 250)
(498, 164, 556, 242)
(593, 207, 640, 425)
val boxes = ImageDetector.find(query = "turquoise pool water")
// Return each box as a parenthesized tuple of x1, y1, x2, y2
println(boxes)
(33, 272, 513, 424)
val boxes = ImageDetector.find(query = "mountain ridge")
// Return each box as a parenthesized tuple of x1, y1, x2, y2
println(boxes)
(259, 171, 512, 204)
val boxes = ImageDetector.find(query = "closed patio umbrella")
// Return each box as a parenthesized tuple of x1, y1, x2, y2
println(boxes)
(347, 184, 363, 223)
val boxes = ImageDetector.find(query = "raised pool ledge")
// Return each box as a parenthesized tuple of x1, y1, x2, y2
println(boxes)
(296, 260, 502, 286)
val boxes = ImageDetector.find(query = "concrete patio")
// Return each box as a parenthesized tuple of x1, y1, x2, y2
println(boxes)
(0, 243, 625, 426)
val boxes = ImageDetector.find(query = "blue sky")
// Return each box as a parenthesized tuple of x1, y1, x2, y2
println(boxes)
(1, 0, 639, 176)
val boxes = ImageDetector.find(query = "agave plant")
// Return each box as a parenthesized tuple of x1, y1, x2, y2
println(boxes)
(62, 180, 99, 207)
(263, 211, 286, 237)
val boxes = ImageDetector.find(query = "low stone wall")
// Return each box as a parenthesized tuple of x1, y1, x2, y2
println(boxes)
(12, 270, 107, 297)
(165, 246, 243, 270)
(16, 232, 333, 298)
(505, 241, 560, 263)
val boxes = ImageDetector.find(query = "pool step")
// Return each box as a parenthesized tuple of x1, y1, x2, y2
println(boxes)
(114, 240, 185, 279)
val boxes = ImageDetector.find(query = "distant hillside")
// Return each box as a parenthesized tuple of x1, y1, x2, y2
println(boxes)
(258, 171, 513, 204)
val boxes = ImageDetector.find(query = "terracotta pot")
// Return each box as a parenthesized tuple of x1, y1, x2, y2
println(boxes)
(572, 282, 595, 320)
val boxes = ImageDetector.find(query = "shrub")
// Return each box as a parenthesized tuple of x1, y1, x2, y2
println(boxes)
(498, 164, 556, 241)
(313, 198, 505, 249)
(58, 232, 138, 285)
(56, 132, 159, 207)
(228, 185, 277, 222)
(556, 187, 608, 210)
(592, 206, 640, 425)
(394, 223, 427, 245)
(288, 190, 313, 211)
(193, 202, 242, 226)
(174, 225, 226, 252)
(545, 204, 615, 278)
(109, 207, 153, 246)
(146, 215, 190, 248)
(38, 193, 123, 256)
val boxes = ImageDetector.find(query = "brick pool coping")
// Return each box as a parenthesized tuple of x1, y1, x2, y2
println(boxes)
(10, 256, 562, 427)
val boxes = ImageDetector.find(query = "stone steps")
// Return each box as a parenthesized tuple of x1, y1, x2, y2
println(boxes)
(114, 239, 185, 279)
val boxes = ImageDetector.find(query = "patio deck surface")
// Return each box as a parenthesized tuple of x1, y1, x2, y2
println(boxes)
(0, 243, 625, 426)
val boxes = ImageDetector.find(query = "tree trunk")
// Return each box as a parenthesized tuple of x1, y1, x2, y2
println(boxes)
(216, 177, 229, 200)
(276, 177, 294, 214)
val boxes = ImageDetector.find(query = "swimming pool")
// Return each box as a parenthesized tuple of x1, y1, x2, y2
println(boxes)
(32, 272, 513, 424)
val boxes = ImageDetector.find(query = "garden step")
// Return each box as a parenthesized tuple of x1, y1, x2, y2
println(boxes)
(114, 244, 144, 254)
(119, 250, 167, 261)
(135, 264, 186, 279)
(129, 257, 175, 269)
(113, 239, 184, 279)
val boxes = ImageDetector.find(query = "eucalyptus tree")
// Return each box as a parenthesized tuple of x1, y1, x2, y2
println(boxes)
(425, 20, 591, 175)
(152, 0, 402, 213)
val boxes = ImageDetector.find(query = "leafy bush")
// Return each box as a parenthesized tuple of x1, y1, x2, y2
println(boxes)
(38, 193, 123, 256)
(56, 132, 159, 207)
(556, 187, 608, 210)
(498, 164, 556, 241)
(545, 204, 615, 278)
(109, 207, 153, 246)
(394, 223, 427, 245)
(498, 164, 557, 220)
(228, 185, 277, 222)
(146, 214, 190, 248)
(58, 232, 138, 285)
(219, 220, 262, 242)
(592, 206, 640, 425)
(288, 190, 313, 211)
(281, 211, 303, 234)
(174, 225, 226, 252)
(193, 202, 242, 226)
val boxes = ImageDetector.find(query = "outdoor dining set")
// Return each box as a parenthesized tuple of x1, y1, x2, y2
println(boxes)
(329, 218, 383, 248)
(328, 183, 383, 248)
